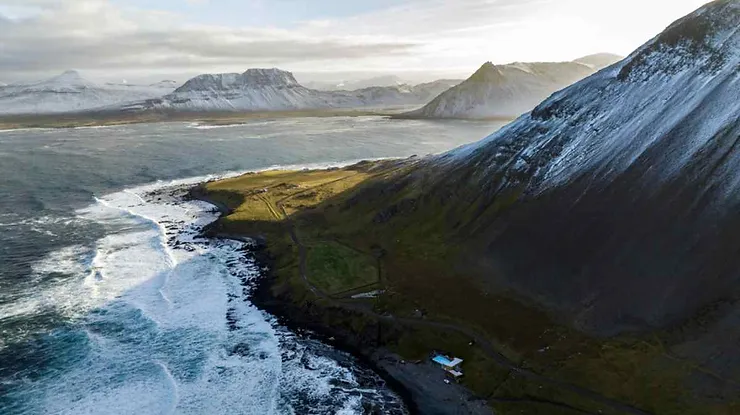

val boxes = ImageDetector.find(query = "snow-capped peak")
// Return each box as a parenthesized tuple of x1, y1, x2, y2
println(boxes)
(174, 68, 299, 93)
(617, 0, 738, 82)
(0, 71, 178, 115)
(25, 70, 98, 92)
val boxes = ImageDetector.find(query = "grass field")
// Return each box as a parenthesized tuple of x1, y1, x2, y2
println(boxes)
(306, 241, 379, 295)
(202, 164, 387, 296)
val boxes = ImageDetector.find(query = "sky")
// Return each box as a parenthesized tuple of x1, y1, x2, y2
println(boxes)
(0, 0, 711, 84)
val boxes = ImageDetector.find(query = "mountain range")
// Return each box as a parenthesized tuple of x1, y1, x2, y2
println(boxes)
(0, 57, 619, 117)
(397, 53, 622, 119)
(0, 71, 177, 115)
(121, 69, 460, 113)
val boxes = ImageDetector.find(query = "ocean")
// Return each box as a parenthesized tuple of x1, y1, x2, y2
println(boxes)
(0, 116, 506, 414)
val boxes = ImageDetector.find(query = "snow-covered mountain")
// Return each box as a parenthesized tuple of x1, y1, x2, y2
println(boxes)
(397, 55, 622, 120)
(327, 4, 740, 394)
(425, 0, 740, 332)
(0, 71, 178, 115)
(125, 68, 460, 112)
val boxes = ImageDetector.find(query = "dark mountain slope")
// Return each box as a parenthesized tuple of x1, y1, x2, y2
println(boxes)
(374, 0, 740, 334)
(287, 0, 740, 391)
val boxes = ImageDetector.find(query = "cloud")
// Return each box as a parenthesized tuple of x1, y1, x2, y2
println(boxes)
(0, 0, 713, 82)
(0, 0, 417, 81)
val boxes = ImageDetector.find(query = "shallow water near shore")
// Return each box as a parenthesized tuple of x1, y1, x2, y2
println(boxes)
(0, 116, 507, 414)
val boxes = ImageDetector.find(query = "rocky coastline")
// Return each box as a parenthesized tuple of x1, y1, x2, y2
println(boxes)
(188, 184, 493, 415)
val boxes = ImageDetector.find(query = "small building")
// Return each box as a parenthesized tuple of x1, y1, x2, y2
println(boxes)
(432, 354, 464, 381)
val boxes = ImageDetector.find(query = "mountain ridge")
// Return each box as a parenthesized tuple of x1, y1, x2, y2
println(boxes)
(413, 0, 740, 334)
(396, 54, 623, 120)
(126, 68, 462, 113)
(0, 71, 178, 114)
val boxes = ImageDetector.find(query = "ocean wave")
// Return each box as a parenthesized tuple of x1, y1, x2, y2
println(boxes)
(187, 123, 249, 130)
(0, 125, 125, 134)
(0, 127, 57, 134)
(6, 172, 404, 414)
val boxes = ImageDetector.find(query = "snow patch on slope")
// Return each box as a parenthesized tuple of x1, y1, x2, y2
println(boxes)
(130, 68, 457, 113)
(441, 0, 740, 201)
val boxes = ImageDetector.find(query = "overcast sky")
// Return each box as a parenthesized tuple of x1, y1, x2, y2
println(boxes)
(0, 0, 710, 84)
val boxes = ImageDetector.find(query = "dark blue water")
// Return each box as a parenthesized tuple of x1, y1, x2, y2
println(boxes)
(0, 117, 505, 414)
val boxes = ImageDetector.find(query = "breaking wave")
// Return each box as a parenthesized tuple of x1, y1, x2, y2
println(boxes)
(2, 175, 404, 414)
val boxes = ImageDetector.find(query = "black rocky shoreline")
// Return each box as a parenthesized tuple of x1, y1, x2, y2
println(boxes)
(186, 185, 421, 415)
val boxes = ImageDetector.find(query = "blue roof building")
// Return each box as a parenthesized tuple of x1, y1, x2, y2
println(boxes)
(432, 354, 464, 379)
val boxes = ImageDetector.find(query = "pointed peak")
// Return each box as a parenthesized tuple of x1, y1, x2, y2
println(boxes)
(617, 0, 739, 81)
(479, 61, 496, 70)
(468, 61, 504, 83)
(33, 70, 97, 90)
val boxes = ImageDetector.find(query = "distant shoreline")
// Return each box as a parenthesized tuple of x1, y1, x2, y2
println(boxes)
(0, 108, 396, 131)
(0, 108, 515, 131)
(390, 112, 517, 122)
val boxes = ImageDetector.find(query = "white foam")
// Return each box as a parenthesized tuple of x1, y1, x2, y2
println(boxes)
(31, 244, 91, 278)
(0, 127, 56, 134)
(187, 123, 248, 130)
(16, 172, 398, 414)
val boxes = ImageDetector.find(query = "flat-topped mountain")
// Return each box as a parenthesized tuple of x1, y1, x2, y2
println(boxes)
(175, 68, 301, 93)
(126, 68, 461, 112)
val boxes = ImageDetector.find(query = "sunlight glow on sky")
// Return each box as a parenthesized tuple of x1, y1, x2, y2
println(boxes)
(0, 0, 711, 83)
